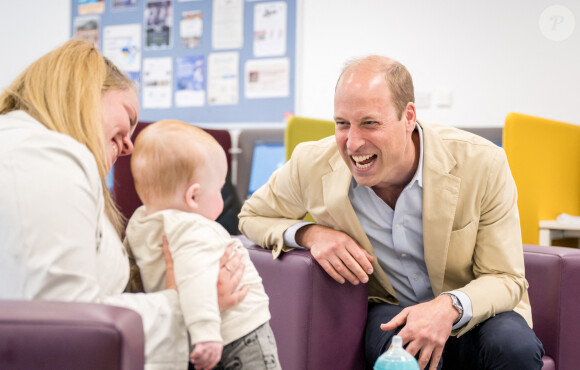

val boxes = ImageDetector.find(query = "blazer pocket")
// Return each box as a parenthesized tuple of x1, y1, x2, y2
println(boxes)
(447, 221, 477, 275)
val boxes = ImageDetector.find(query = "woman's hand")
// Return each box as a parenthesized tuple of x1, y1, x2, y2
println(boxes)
(217, 244, 249, 312)
(162, 235, 177, 291)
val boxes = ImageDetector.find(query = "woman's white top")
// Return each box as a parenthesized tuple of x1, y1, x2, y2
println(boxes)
(0, 111, 189, 370)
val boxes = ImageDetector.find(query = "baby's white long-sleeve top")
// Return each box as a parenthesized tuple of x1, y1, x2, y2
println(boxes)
(125, 206, 271, 345)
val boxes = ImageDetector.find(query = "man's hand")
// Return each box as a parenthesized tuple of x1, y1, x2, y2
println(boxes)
(379, 295, 459, 369)
(296, 224, 374, 285)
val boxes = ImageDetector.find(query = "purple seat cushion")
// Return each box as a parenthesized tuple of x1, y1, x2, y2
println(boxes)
(0, 300, 144, 370)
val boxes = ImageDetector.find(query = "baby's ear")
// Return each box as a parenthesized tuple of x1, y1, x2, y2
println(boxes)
(185, 183, 201, 210)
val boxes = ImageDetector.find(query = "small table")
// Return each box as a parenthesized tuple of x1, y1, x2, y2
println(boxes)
(538, 220, 580, 247)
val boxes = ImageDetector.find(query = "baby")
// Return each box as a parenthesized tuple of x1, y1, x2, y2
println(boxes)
(124, 120, 280, 370)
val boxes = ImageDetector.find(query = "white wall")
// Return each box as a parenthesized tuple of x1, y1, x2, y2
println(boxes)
(1, 1, 578, 127)
(299, 0, 580, 127)
(0, 0, 71, 91)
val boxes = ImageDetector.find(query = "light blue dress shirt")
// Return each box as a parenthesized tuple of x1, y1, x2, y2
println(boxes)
(284, 124, 472, 329)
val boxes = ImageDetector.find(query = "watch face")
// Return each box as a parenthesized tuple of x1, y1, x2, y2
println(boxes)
(447, 294, 462, 317)
(452, 296, 462, 314)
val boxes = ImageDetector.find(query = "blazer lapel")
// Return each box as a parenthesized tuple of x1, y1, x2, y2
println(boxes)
(321, 153, 371, 252)
(420, 122, 461, 295)
(321, 152, 397, 299)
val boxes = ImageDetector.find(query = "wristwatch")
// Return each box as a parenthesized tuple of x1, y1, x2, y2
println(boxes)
(442, 293, 463, 324)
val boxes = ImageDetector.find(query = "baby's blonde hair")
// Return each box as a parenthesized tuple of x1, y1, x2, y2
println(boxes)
(131, 120, 223, 205)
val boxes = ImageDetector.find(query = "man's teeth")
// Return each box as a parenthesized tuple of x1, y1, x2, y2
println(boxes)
(352, 154, 375, 168)
(112, 143, 118, 157)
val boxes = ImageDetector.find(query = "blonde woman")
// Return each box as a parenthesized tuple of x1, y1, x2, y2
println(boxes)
(0, 40, 246, 370)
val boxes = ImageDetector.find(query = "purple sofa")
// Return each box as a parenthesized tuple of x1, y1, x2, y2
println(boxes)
(2, 241, 576, 370)
(0, 300, 144, 370)
(524, 244, 580, 370)
(241, 237, 369, 370)
(243, 237, 580, 370)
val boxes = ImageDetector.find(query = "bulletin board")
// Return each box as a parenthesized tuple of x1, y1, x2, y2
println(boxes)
(71, 0, 296, 124)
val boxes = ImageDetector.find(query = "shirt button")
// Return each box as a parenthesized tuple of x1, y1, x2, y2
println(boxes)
(413, 275, 419, 281)
(401, 253, 407, 258)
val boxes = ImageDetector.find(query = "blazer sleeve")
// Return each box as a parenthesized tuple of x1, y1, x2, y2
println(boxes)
(455, 148, 527, 335)
(239, 142, 314, 257)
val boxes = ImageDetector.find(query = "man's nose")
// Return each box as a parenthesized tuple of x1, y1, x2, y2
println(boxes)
(347, 126, 364, 151)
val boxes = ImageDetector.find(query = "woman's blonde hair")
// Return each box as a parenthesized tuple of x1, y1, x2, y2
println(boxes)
(0, 39, 134, 234)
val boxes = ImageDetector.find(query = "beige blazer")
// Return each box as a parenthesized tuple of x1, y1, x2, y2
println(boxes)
(239, 121, 531, 336)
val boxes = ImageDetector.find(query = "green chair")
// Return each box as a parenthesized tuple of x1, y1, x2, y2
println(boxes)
(503, 112, 580, 245)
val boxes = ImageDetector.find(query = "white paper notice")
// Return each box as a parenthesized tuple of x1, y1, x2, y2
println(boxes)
(212, 0, 243, 50)
(142, 57, 173, 109)
(102, 24, 141, 72)
(245, 58, 289, 99)
(253, 1, 287, 57)
(208, 52, 239, 106)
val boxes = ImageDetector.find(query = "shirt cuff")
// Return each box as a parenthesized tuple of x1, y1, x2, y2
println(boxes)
(282, 221, 314, 249)
(444, 290, 473, 330)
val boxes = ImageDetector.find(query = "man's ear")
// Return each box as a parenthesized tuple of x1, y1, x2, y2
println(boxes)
(185, 183, 201, 210)
(404, 102, 417, 131)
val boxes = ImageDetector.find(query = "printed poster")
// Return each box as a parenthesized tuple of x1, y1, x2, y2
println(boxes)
(245, 58, 289, 99)
(212, 0, 243, 50)
(102, 24, 141, 72)
(78, 0, 105, 15)
(127, 71, 141, 95)
(112, 0, 138, 10)
(253, 1, 287, 57)
(180, 10, 203, 48)
(208, 52, 239, 106)
(74, 15, 100, 49)
(142, 57, 173, 109)
(145, 0, 173, 49)
(175, 56, 205, 107)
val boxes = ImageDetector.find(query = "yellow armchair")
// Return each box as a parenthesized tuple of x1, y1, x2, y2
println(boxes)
(503, 112, 580, 245)
(284, 116, 335, 160)
(284, 116, 335, 222)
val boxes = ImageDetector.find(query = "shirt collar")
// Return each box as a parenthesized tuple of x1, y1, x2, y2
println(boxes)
(411, 122, 424, 188)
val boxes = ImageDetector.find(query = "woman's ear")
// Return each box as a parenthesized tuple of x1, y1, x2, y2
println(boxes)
(185, 183, 201, 210)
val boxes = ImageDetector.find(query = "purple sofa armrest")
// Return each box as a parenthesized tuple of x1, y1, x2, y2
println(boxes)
(523, 245, 580, 370)
(0, 300, 145, 370)
(238, 236, 368, 370)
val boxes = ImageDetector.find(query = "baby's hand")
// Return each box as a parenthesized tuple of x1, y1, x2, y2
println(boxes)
(190, 341, 223, 370)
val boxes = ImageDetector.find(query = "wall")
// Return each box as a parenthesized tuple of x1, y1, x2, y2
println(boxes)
(0, 0, 71, 90)
(299, 0, 580, 127)
(1, 0, 579, 128)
